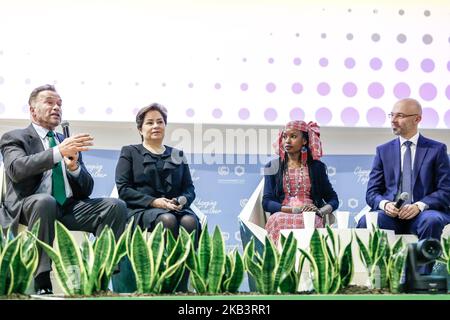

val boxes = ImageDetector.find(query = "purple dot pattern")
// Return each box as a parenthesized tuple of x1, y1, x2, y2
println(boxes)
(344, 57, 355, 69)
(343, 82, 358, 97)
(289, 108, 304, 121)
(419, 83, 437, 101)
(370, 57, 382, 70)
(445, 85, 450, 100)
(447, 61, 450, 71)
(395, 58, 409, 71)
(238, 108, 250, 120)
(214, 83, 221, 90)
(317, 82, 330, 96)
(422, 34, 433, 44)
(421, 59, 435, 72)
(186, 108, 195, 117)
(393, 82, 411, 99)
(106, 107, 113, 114)
(240, 83, 248, 91)
(266, 83, 276, 93)
(291, 83, 303, 94)
(188, 82, 194, 88)
(421, 108, 439, 128)
(212, 108, 223, 119)
(366, 107, 386, 127)
(315, 107, 332, 125)
(368, 82, 384, 99)
(341, 107, 359, 126)
(397, 34, 407, 43)
(444, 110, 450, 128)
(319, 58, 328, 67)
(293, 57, 301, 65)
(268, 58, 274, 64)
(264, 108, 277, 122)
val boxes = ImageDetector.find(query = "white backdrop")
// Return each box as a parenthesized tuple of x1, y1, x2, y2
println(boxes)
(1, 0, 450, 128)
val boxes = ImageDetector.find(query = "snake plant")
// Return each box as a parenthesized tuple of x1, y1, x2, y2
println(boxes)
(437, 236, 450, 277)
(0, 223, 39, 295)
(244, 232, 298, 294)
(355, 227, 389, 289)
(298, 226, 353, 294)
(128, 222, 191, 294)
(34, 221, 127, 295)
(186, 225, 244, 293)
(386, 238, 407, 293)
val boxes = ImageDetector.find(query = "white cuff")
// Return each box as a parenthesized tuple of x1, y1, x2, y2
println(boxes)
(52, 146, 63, 164)
(379, 200, 389, 211)
(414, 201, 428, 212)
(67, 164, 81, 178)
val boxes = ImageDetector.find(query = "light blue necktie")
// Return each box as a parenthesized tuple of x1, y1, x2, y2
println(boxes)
(401, 141, 412, 204)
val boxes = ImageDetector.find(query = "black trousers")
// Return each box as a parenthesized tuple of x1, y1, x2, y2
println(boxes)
(20, 194, 128, 277)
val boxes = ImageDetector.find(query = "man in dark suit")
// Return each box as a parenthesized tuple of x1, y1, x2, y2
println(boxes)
(358, 98, 450, 259)
(0, 84, 127, 294)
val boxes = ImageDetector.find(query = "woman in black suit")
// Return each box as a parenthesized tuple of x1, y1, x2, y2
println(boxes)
(115, 103, 199, 238)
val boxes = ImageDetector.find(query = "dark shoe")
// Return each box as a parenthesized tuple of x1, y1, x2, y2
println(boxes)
(34, 271, 53, 295)
(36, 288, 53, 295)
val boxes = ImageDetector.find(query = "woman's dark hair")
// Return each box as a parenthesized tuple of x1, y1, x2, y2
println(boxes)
(135, 103, 168, 131)
(275, 130, 313, 197)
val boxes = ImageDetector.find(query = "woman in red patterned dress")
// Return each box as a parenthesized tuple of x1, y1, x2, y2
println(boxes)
(262, 120, 339, 245)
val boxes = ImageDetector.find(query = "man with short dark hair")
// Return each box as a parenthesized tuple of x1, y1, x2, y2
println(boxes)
(0, 84, 127, 294)
(358, 98, 450, 273)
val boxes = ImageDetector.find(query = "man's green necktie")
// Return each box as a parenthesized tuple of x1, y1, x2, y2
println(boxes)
(47, 131, 66, 205)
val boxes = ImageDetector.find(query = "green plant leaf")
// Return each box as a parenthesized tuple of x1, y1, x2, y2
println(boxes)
(339, 241, 353, 288)
(54, 222, 85, 294)
(208, 226, 226, 293)
(198, 224, 211, 281)
(273, 232, 296, 291)
(261, 237, 277, 294)
(223, 250, 244, 293)
(0, 235, 21, 295)
(129, 227, 152, 293)
(243, 239, 262, 292)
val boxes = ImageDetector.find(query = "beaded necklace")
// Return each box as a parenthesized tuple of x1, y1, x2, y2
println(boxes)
(284, 165, 306, 198)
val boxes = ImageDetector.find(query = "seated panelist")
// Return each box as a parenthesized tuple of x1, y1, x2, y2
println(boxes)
(115, 103, 200, 240)
(0, 84, 128, 295)
(262, 120, 339, 244)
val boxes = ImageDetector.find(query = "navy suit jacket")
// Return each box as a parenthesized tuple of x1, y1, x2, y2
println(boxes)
(366, 134, 450, 214)
(262, 158, 339, 214)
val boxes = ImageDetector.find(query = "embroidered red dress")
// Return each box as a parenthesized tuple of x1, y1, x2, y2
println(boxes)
(265, 166, 324, 245)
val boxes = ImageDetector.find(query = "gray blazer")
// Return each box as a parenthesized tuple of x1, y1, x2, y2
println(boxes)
(0, 124, 94, 233)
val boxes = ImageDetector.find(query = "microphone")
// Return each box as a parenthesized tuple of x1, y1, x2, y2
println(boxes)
(394, 192, 409, 209)
(60, 121, 73, 160)
(61, 120, 70, 138)
(174, 196, 187, 207)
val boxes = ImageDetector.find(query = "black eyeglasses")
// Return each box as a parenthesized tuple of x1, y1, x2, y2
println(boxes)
(388, 113, 419, 119)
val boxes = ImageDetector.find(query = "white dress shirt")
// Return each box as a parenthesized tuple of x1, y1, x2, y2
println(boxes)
(32, 123, 80, 199)
(379, 131, 428, 212)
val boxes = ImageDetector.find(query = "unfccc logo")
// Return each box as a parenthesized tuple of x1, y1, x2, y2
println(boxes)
(234, 166, 245, 177)
(327, 166, 336, 177)
(218, 166, 230, 176)
(348, 198, 359, 209)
